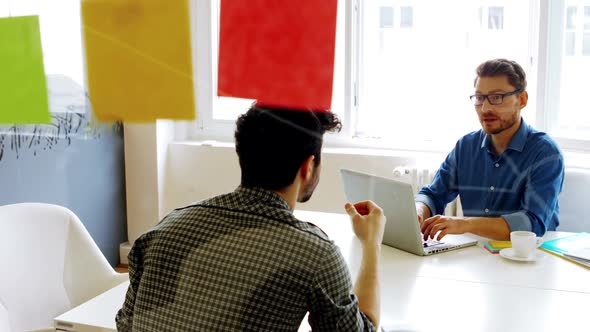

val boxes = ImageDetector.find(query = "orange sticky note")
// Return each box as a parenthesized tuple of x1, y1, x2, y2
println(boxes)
(218, 0, 338, 111)
(81, 0, 195, 122)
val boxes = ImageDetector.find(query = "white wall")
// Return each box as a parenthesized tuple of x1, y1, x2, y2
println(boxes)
(158, 141, 590, 218)
(161, 142, 446, 216)
(123, 123, 159, 244)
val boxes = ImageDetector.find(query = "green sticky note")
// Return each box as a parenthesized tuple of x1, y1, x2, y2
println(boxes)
(0, 15, 51, 124)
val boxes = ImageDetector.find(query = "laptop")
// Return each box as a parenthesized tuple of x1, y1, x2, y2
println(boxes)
(340, 168, 477, 256)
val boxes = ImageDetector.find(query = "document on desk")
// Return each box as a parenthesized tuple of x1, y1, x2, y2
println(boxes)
(564, 248, 590, 261)
(540, 233, 590, 269)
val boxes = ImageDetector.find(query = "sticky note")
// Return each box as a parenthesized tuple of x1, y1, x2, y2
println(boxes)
(488, 241, 512, 249)
(81, 0, 195, 122)
(484, 243, 500, 254)
(0, 15, 51, 124)
(218, 0, 338, 111)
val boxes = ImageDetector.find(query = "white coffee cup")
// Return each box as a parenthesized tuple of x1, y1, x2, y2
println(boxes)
(511, 231, 543, 259)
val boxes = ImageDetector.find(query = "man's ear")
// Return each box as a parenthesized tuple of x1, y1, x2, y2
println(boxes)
(300, 155, 315, 181)
(519, 90, 528, 109)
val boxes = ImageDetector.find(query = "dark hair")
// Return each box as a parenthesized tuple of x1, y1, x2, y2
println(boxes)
(234, 104, 342, 190)
(474, 58, 527, 91)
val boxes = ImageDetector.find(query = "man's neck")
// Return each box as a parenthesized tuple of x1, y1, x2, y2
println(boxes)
(491, 118, 522, 155)
(274, 187, 298, 211)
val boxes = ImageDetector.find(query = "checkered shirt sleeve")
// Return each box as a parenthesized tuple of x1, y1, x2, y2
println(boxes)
(307, 244, 376, 331)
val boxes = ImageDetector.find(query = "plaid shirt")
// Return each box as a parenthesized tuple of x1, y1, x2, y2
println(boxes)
(116, 187, 376, 332)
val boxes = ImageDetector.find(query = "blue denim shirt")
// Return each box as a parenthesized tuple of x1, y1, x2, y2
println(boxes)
(416, 119, 564, 236)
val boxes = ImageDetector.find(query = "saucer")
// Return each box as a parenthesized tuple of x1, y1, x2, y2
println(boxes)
(499, 248, 543, 262)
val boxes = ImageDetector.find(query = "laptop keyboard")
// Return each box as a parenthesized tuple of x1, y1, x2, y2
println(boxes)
(422, 238, 443, 248)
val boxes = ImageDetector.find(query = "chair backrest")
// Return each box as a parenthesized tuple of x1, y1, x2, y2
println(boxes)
(0, 203, 127, 332)
(0, 302, 10, 332)
(559, 168, 590, 233)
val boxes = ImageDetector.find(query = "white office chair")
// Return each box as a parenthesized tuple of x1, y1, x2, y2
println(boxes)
(558, 168, 590, 233)
(0, 203, 128, 332)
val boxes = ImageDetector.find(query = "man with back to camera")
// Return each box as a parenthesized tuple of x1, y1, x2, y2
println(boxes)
(116, 104, 386, 331)
(417, 58, 564, 241)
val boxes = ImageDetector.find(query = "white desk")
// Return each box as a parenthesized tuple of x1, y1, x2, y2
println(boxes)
(295, 210, 590, 332)
(55, 211, 590, 332)
(54, 281, 128, 332)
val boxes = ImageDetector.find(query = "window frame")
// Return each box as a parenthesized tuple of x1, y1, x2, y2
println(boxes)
(186, 0, 590, 153)
(541, 0, 590, 151)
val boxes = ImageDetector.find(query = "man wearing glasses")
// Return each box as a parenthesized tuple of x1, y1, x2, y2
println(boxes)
(416, 58, 564, 241)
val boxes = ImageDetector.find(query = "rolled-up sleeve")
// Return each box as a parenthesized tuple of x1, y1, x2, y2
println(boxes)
(502, 211, 532, 232)
(504, 151, 564, 236)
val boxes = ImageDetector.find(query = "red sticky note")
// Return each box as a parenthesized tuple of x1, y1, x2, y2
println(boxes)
(218, 0, 338, 111)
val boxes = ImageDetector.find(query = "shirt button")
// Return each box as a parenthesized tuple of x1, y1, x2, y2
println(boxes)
(490, 186, 495, 191)
(495, 163, 500, 168)
(485, 208, 489, 213)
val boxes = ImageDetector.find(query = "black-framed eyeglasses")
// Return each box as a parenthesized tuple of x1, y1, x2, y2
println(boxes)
(469, 89, 522, 106)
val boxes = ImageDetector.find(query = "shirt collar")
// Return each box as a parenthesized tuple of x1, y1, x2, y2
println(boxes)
(480, 118, 529, 153)
(234, 186, 292, 211)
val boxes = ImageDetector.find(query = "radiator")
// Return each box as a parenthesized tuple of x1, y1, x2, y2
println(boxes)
(392, 166, 463, 217)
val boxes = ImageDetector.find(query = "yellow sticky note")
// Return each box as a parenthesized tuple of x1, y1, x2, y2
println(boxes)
(81, 0, 195, 122)
(489, 241, 512, 249)
(0, 15, 51, 124)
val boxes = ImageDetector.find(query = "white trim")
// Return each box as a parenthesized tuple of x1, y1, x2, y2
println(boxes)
(349, 0, 361, 138)
(544, 0, 565, 132)
(186, 0, 225, 141)
(340, 0, 357, 139)
(529, 0, 543, 129)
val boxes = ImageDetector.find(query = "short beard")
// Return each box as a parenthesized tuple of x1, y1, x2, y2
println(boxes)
(484, 113, 518, 135)
(298, 168, 320, 203)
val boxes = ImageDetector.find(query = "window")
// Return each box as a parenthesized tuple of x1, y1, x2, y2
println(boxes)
(377, 5, 413, 30)
(584, 6, 590, 55)
(488, 7, 504, 30)
(2, 0, 85, 87)
(379, 6, 394, 29)
(565, 4, 590, 56)
(192, 0, 590, 152)
(547, 1, 590, 142)
(356, 1, 531, 149)
(565, 6, 577, 55)
(400, 6, 413, 28)
(479, 6, 505, 30)
(377, 4, 414, 53)
(0, 0, 89, 140)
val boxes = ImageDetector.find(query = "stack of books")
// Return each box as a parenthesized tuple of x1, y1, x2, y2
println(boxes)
(484, 240, 511, 254)
(539, 233, 590, 269)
